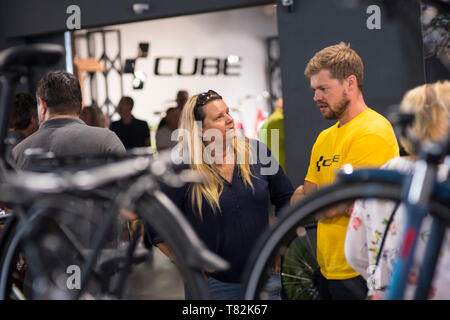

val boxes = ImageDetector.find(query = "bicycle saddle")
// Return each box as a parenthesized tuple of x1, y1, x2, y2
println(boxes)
(0, 43, 64, 72)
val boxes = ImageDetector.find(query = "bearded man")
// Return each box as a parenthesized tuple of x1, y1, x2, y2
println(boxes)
(290, 42, 399, 300)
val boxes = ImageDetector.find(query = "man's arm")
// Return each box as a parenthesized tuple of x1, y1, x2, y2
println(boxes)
(290, 180, 318, 205)
(304, 180, 318, 195)
(290, 181, 352, 218)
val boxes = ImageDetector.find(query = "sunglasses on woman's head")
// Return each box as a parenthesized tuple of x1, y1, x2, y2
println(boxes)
(194, 90, 222, 119)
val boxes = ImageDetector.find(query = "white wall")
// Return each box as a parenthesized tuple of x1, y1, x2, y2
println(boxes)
(74, 5, 278, 139)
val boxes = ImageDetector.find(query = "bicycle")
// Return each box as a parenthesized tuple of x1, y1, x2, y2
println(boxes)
(0, 44, 229, 300)
(243, 113, 450, 300)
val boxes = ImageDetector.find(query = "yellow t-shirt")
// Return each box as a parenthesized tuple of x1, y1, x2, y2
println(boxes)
(305, 108, 399, 280)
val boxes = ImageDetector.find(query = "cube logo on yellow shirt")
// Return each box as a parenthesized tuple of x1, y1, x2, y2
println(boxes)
(316, 155, 341, 172)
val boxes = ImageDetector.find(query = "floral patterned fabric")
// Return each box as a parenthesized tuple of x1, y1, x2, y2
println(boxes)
(344, 157, 450, 299)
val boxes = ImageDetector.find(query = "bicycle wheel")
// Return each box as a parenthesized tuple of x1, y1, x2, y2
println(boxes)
(243, 178, 450, 300)
(0, 212, 32, 300)
(280, 222, 319, 300)
(0, 195, 118, 300)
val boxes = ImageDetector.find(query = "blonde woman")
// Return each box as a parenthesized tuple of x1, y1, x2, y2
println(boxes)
(344, 80, 450, 299)
(149, 90, 294, 300)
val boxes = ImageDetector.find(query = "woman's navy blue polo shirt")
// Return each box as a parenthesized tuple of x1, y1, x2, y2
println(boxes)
(151, 140, 294, 283)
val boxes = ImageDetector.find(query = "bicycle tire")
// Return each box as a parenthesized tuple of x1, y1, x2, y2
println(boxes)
(243, 178, 450, 300)
(0, 213, 18, 265)
(0, 208, 45, 300)
(0, 201, 112, 300)
(0, 187, 128, 300)
(0, 213, 25, 299)
(280, 222, 319, 300)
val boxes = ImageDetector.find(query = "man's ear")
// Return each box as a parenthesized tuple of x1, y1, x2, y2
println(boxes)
(36, 97, 48, 123)
(346, 75, 357, 91)
(38, 97, 47, 112)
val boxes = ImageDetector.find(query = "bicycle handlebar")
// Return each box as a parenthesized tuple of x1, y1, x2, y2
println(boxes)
(5, 151, 201, 194)
(0, 44, 64, 73)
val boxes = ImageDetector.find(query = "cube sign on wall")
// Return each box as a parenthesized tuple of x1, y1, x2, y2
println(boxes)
(153, 56, 242, 76)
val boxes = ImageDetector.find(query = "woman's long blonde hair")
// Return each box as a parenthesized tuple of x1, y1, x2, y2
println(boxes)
(399, 80, 450, 155)
(176, 92, 255, 218)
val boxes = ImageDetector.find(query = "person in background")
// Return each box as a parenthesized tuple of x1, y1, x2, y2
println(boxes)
(2, 93, 38, 219)
(265, 98, 286, 172)
(5, 93, 38, 159)
(79, 105, 106, 128)
(110, 96, 150, 149)
(102, 110, 111, 129)
(345, 80, 450, 300)
(148, 90, 293, 300)
(155, 107, 181, 151)
(155, 90, 189, 151)
(156, 90, 189, 131)
(290, 42, 399, 300)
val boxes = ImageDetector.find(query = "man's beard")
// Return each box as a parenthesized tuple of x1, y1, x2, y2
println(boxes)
(321, 91, 350, 120)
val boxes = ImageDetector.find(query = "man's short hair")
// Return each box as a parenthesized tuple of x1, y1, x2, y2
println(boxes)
(36, 70, 82, 115)
(9, 93, 37, 130)
(304, 42, 364, 91)
(119, 96, 134, 109)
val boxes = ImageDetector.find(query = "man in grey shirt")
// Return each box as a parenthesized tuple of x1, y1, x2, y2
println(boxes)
(10, 71, 126, 251)
(12, 70, 125, 170)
